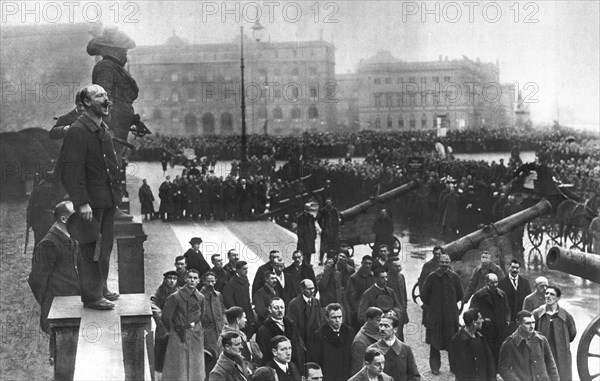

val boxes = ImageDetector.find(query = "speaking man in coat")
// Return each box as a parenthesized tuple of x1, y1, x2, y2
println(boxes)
(498, 259, 531, 330)
(421, 254, 463, 375)
(28, 200, 80, 361)
(60, 84, 121, 309)
(470, 273, 511, 367)
(308, 303, 354, 381)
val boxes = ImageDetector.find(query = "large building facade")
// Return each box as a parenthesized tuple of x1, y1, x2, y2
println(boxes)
(129, 33, 336, 136)
(352, 50, 514, 131)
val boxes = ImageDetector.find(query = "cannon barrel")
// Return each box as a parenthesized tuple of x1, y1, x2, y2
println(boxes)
(443, 199, 553, 261)
(340, 180, 420, 222)
(547, 246, 600, 283)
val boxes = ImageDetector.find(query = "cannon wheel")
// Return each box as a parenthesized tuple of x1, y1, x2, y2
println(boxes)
(412, 282, 421, 304)
(546, 221, 562, 244)
(527, 221, 544, 248)
(568, 228, 585, 249)
(577, 314, 600, 381)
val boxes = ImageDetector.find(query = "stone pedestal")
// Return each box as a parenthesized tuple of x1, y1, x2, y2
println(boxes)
(115, 220, 147, 294)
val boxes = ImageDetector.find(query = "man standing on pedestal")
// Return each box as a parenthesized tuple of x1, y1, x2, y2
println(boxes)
(60, 84, 121, 309)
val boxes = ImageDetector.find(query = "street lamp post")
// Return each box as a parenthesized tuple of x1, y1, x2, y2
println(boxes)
(239, 21, 265, 178)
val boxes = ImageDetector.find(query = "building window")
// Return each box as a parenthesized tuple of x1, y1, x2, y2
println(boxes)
(293, 49, 297, 57)
(374, 94, 382, 107)
(375, 118, 381, 129)
(291, 107, 301, 120)
(309, 86, 318, 100)
(385, 94, 393, 107)
(421, 114, 427, 128)
(409, 114, 416, 128)
(408, 93, 416, 106)
(291, 86, 299, 100)
(385, 77, 392, 84)
(398, 117, 404, 128)
(221, 112, 233, 134)
(273, 106, 283, 120)
(308, 105, 318, 120)
(433, 76, 439, 82)
(387, 115, 392, 128)
(374, 78, 381, 84)
(187, 87, 195, 100)
(444, 76, 451, 82)
(408, 77, 416, 83)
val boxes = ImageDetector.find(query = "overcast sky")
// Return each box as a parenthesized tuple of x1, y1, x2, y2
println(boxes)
(3, 0, 599, 130)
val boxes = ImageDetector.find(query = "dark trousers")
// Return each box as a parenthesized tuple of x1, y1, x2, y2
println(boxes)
(154, 335, 169, 372)
(430, 346, 441, 372)
(78, 207, 115, 303)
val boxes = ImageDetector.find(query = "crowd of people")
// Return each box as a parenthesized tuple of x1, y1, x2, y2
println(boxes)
(139, 238, 579, 380)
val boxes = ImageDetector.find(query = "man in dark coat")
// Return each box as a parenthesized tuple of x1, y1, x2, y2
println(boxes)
(266, 336, 302, 381)
(351, 307, 383, 375)
(448, 308, 496, 381)
(463, 251, 505, 303)
(138, 179, 155, 220)
(87, 27, 138, 157)
(208, 331, 252, 381)
(49, 91, 83, 140)
(210, 254, 230, 293)
(184, 237, 210, 276)
(253, 271, 279, 324)
(223, 261, 258, 333)
(347, 255, 375, 332)
(28, 201, 80, 360)
(372, 208, 394, 260)
(150, 270, 180, 373)
(286, 279, 323, 350)
(418, 246, 442, 324)
(316, 198, 340, 264)
(367, 315, 420, 381)
(256, 298, 305, 371)
(498, 259, 531, 331)
(237, 178, 253, 220)
(60, 84, 121, 309)
(316, 258, 343, 308)
(358, 268, 403, 327)
(296, 204, 317, 263)
(421, 254, 463, 375)
(252, 250, 282, 295)
(158, 176, 173, 221)
(387, 257, 409, 340)
(272, 258, 296, 306)
(223, 249, 240, 279)
(470, 273, 511, 367)
(308, 303, 354, 381)
(283, 250, 317, 298)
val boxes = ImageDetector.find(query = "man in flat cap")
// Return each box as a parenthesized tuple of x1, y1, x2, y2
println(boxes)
(184, 237, 210, 276)
(60, 84, 121, 309)
(150, 270, 180, 374)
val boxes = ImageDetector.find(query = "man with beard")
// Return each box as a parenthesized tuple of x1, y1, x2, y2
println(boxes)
(372, 209, 394, 260)
(470, 273, 511, 367)
(223, 249, 240, 279)
(367, 315, 420, 381)
(421, 254, 463, 375)
(499, 311, 559, 381)
(256, 298, 305, 370)
(448, 308, 496, 381)
(316, 198, 340, 265)
(184, 237, 210, 276)
(174, 255, 187, 287)
(60, 84, 121, 309)
(351, 307, 383, 375)
(308, 303, 354, 381)
(296, 204, 317, 263)
(199, 271, 227, 362)
(162, 269, 206, 380)
(150, 270, 180, 374)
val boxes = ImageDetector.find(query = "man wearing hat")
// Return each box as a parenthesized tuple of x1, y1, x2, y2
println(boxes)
(28, 200, 80, 362)
(60, 84, 121, 309)
(87, 27, 138, 155)
(184, 237, 210, 276)
(357, 268, 403, 328)
(150, 270, 180, 374)
(296, 203, 317, 264)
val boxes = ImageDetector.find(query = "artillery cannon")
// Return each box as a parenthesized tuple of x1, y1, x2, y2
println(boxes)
(546, 246, 600, 381)
(412, 199, 553, 304)
(339, 180, 420, 255)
